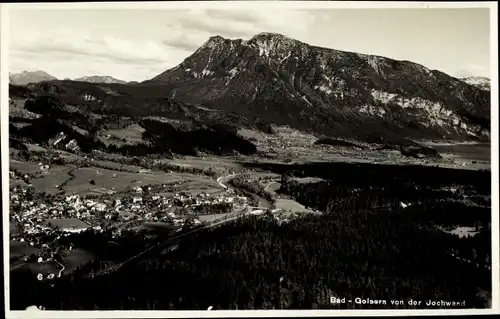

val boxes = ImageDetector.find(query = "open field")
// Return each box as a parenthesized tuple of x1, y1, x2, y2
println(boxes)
(26, 144, 49, 153)
(264, 181, 281, 192)
(64, 167, 182, 195)
(9, 178, 29, 188)
(157, 156, 244, 174)
(29, 165, 78, 194)
(100, 123, 146, 146)
(9, 153, 228, 203)
(275, 199, 314, 214)
(46, 218, 90, 230)
(10, 159, 45, 174)
(198, 213, 233, 223)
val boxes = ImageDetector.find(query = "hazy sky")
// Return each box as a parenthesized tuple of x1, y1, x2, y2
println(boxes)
(8, 4, 492, 82)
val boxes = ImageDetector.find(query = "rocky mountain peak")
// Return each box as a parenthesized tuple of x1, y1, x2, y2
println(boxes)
(249, 32, 290, 42)
(144, 32, 490, 143)
(201, 35, 228, 49)
(247, 32, 300, 57)
(9, 70, 58, 86)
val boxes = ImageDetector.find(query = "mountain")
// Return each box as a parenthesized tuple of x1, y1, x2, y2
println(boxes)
(73, 75, 127, 84)
(460, 76, 490, 91)
(143, 32, 490, 142)
(9, 71, 57, 86)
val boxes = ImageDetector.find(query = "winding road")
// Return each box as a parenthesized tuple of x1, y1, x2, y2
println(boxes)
(216, 173, 239, 189)
(54, 259, 65, 278)
(264, 181, 280, 193)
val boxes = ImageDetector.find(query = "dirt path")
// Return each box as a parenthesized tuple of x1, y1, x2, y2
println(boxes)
(59, 167, 78, 189)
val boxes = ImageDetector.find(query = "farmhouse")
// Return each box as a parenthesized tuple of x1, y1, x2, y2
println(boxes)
(45, 218, 90, 233)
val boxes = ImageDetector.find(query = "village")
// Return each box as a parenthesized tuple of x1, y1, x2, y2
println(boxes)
(10, 180, 250, 237)
(9, 171, 252, 281)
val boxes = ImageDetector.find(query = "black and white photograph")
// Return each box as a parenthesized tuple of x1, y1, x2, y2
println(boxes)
(2, 1, 498, 316)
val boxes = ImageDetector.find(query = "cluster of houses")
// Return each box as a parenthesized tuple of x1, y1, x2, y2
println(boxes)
(110, 185, 248, 226)
(10, 182, 249, 247)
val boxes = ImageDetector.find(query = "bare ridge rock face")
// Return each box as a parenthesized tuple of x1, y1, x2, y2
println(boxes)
(143, 32, 491, 142)
(460, 76, 490, 91)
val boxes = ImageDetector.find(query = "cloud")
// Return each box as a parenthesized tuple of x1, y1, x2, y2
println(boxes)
(455, 64, 490, 78)
(157, 9, 317, 56)
(163, 9, 316, 42)
(9, 27, 191, 81)
(160, 29, 210, 51)
(167, 10, 258, 39)
(10, 29, 180, 66)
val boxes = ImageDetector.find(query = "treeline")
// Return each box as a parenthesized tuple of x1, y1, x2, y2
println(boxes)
(106, 143, 175, 158)
(314, 137, 365, 149)
(245, 161, 491, 195)
(193, 202, 233, 215)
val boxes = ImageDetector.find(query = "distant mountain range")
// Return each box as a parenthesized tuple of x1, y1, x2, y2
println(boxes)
(9, 71, 57, 86)
(9, 71, 127, 85)
(460, 76, 490, 91)
(73, 76, 127, 84)
(141, 32, 490, 141)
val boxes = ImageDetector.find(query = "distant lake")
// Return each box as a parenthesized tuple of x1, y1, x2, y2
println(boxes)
(432, 143, 491, 162)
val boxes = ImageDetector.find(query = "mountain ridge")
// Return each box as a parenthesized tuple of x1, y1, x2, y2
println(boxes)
(9, 71, 129, 85)
(143, 32, 491, 142)
(73, 75, 127, 84)
(9, 70, 57, 86)
(460, 76, 490, 91)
